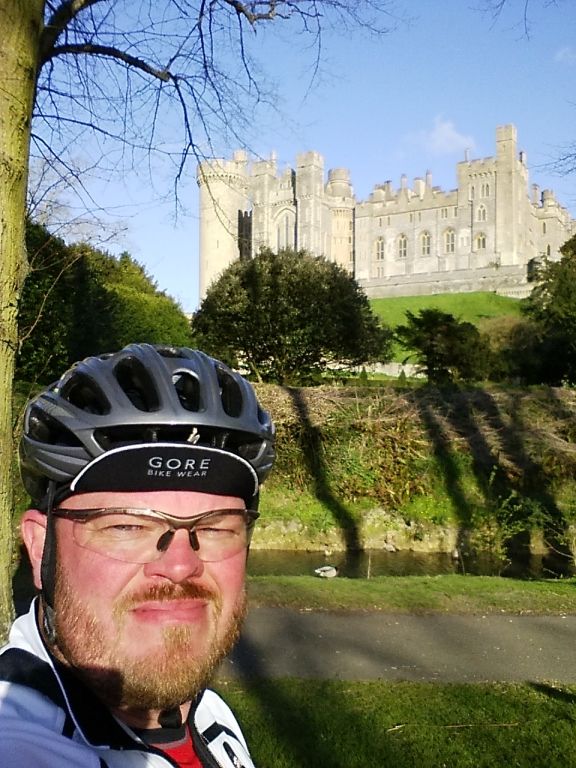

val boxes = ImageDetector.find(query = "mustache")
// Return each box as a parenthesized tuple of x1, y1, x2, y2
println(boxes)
(115, 582, 219, 613)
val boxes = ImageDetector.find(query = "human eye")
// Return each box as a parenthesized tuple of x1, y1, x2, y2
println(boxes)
(195, 514, 244, 540)
(89, 514, 159, 540)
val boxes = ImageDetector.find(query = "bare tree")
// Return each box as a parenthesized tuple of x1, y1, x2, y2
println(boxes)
(0, 0, 399, 637)
(479, 0, 575, 174)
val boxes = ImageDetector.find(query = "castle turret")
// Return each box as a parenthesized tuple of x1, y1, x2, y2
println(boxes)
(325, 168, 355, 270)
(197, 151, 249, 299)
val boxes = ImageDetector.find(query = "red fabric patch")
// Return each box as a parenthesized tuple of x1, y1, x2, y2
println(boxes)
(155, 726, 203, 768)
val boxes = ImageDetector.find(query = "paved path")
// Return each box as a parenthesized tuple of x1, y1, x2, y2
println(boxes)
(218, 607, 576, 683)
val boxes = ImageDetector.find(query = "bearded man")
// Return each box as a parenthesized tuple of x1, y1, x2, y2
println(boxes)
(0, 344, 275, 768)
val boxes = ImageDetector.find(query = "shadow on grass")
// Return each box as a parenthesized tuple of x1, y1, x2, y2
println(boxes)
(285, 387, 362, 565)
(406, 385, 573, 575)
(223, 633, 406, 768)
(529, 682, 576, 708)
(218, 672, 576, 768)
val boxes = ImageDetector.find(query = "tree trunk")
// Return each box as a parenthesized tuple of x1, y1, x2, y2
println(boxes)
(0, 0, 43, 641)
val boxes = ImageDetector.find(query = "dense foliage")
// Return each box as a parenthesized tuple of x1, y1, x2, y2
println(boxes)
(17, 222, 192, 382)
(395, 308, 490, 384)
(193, 248, 393, 384)
(520, 234, 576, 385)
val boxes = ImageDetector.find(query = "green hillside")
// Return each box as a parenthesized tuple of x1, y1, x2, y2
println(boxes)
(370, 291, 522, 329)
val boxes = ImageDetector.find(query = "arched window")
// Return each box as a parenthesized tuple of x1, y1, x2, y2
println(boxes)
(375, 237, 385, 260)
(398, 234, 407, 259)
(481, 182, 490, 197)
(477, 205, 487, 222)
(444, 229, 455, 254)
(421, 231, 431, 256)
(275, 209, 295, 250)
(475, 233, 486, 250)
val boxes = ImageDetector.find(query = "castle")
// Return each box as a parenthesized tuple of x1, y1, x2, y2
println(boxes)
(197, 125, 575, 300)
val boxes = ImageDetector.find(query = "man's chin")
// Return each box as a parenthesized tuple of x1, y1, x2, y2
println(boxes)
(95, 607, 244, 710)
(77, 625, 226, 711)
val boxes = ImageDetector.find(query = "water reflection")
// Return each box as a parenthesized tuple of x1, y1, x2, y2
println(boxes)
(248, 549, 575, 580)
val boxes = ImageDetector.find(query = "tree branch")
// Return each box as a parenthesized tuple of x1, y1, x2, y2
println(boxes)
(40, 0, 105, 65)
(43, 43, 172, 82)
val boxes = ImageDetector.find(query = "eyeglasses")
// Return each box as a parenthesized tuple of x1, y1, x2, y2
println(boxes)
(52, 507, 259, 564)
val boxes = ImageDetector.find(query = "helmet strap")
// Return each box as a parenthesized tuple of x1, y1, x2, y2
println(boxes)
(41, 602, 57, 645)
(39, 482, 59, 644)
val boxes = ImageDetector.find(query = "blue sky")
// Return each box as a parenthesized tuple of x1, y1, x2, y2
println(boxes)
(79, 1, 576, 313)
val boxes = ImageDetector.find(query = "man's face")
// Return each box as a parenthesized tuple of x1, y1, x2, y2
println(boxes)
(23, 490, 248, 714)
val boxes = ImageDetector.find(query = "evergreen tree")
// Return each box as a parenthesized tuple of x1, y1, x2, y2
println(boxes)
(193, 248, 392, 384)
(396, 308, 490, 385)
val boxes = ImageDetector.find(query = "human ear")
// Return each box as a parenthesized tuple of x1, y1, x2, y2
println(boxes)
(20, 510, 47, 590)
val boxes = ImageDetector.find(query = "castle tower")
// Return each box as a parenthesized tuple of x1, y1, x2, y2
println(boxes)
(250, 153, 279, 253)
(494, 124, 531, 266)
(325, 168, 355, 271)
(197, 151, 249, 298)
(295, 151, 325, 254)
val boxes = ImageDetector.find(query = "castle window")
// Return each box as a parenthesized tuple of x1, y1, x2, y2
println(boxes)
(542, 222, 547, 234)
(444, 229, 455, 254)
(477, 205, 487, 222)
(376, 237, 385, 260)
(475, 233, 486, 250)
(421, 231, 431, 256)
(441, 207, 448, 219)
(409, 213, 414, 223)
(470, 185, 475, 200)
(481, 183, 490, 197)
(547, 244, 551, 257)
(397, 234, 407, 259)
(275, 209, 296, 250)
(453, 207, 458, 217)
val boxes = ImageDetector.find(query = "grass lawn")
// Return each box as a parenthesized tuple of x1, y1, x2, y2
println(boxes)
(215, 678, 576, 768)
(247, 574, 576, 615)
(370, 291, 522, 329)
(369, 291, 523, 364)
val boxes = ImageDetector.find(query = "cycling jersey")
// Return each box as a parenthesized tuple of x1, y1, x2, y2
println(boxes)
(0, 601, 256, 768)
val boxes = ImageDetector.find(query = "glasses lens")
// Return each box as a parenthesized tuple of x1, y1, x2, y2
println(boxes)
(191, 511, 252, 563)
(73, 512, 167, 564)
(68, 509, 255, 564)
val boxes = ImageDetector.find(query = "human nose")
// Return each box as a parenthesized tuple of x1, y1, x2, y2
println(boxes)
(143, 528, 204, 582)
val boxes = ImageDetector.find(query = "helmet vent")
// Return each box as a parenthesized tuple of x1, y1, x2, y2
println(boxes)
(114, 358, 160, 412)
(27, 405, 84, 447)
(59, 373, 111, 415)
(215, 365, 243, 417)
(172, 372, 202, 412)
(94, 424, 197, 449)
